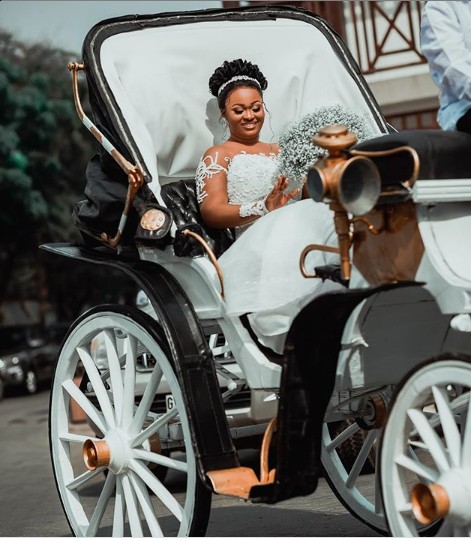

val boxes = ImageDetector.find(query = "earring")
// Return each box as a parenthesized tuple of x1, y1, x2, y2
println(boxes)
(220, 117, 228, 127)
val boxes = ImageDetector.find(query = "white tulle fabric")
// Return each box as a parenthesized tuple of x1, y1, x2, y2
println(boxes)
(216, 153, 343, 354)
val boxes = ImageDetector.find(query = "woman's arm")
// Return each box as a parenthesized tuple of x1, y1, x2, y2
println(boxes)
(197, 150, 262, 228)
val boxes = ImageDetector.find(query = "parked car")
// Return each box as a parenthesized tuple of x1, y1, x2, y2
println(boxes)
(0, 324, 67, 395)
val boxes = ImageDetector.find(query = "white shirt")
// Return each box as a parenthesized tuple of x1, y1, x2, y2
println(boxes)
(421, 1, 471, 130)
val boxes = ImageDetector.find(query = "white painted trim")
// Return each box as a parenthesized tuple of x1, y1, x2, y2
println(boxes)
(413, 179, 471, 203)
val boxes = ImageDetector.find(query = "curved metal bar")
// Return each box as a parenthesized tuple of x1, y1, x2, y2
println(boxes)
(67, 62, 144, 248)
(260, 417, 277, 484)
(351, 216, 383, 235)
(300, 244, 341, 279)
(349, 145, 420, 188)
(182, 229, 225, 299)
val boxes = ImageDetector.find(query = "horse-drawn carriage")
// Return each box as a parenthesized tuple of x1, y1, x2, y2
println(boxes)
(42, 4, 471, 537)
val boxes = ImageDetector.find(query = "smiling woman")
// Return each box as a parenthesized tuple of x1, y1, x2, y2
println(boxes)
(194, 58, 343, 355)
(195, 58, 299, 232)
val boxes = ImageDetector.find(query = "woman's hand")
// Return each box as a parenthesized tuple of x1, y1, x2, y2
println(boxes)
(264, 175, 300, 212)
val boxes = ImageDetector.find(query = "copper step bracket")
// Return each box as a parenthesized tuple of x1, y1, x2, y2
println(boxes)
(207, 417, 277, 499)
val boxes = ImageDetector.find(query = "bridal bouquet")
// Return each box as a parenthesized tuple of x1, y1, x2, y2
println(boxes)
(277, 104, 375, 183)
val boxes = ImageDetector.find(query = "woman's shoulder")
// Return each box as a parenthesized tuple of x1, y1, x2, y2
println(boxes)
(201, 143, 235, 165)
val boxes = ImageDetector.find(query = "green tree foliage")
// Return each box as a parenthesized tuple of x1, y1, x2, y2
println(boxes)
(0, 30, 100, 321)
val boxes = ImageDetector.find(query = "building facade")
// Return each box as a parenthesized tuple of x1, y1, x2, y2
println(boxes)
(222, 1, 439, 130)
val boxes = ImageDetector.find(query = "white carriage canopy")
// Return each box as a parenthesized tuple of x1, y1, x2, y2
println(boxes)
(80, 5, 388, 209)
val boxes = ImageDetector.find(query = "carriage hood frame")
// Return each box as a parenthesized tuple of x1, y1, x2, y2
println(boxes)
(80, 4, 389, 206)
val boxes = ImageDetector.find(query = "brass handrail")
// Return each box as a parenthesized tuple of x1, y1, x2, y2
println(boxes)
(182, 229, 225, 299)
(67, 61, 144, 247)
(300, 244, 341, 279)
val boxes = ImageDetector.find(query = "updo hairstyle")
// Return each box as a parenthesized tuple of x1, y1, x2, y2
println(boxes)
(209, 59, 268, 110)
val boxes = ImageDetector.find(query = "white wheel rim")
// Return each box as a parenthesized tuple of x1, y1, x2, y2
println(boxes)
(50, 311, 199, 537)
(322, 420, 385, 532)
(381, 359, 471, 537)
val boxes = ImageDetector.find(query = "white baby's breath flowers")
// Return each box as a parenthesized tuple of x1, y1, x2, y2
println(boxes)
(278, 104, 375, 183)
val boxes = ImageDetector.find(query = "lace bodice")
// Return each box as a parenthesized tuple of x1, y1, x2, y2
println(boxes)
(196, 152, 278, 202)
(226, 152, 279, 205)
(196, 151, 302, 236)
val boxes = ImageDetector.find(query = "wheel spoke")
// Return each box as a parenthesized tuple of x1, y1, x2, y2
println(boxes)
(407, 439, 429, 450)
(130, 458, 184, 522)
(77, 346, 116, 429)
(86, 471, 116, 536)
(374, 465, 384, 515)
(130, 363, 163, 436)
(397, 502, 413, 513)
(129, 471, 164, 537)
(59, 432, 100, 444)
(325, 421, 360, 452)
(133, 449, 188, 473)
(394, 454, 439, 482)
(432, 386, 461, 467)
(62, 379, 107, 435)
(346, 429, 377, 488)
(131, 408, 179, 448)
(462, 391, 471, 468)
(103, 330, 124, 425)
(407, 409, 449, 472)
(66, 468, 104, 490)
(122, 474, 144, 537)
(122, 335, 138, 429)
(112, 476, 125, 537)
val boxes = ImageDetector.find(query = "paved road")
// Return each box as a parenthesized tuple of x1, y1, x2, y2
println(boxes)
(0, 389, 379, 537)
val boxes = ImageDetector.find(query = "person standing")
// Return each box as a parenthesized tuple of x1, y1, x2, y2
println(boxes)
(421, 1, 471, 133)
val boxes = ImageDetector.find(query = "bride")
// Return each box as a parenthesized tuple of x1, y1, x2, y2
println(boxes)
(197, 59, 342, 354)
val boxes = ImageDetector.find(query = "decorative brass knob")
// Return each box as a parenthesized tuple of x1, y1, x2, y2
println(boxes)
(313, 124, 357, 156)
(83, 439, 110, 471)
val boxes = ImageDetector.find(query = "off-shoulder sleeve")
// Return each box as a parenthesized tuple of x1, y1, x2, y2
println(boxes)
(195, 152, 228, 204)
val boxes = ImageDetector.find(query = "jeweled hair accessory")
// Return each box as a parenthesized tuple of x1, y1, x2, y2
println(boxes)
(217, 76, 261, 96)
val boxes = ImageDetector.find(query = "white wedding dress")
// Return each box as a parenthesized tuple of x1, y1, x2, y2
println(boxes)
(197, 151, 343, 354)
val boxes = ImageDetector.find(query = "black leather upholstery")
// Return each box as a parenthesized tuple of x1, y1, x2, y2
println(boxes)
(353, 129, 471, 181)
(160, 179, 235, 258)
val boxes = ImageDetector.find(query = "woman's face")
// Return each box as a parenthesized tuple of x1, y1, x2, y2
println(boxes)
(223, 86, 265, 142)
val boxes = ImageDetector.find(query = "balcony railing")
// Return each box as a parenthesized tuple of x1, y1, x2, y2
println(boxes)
(223, 1, 427, 75)
(347, 1, 426, 74)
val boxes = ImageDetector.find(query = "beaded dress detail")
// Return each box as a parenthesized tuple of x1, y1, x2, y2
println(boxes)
(196, 151, 301, 237)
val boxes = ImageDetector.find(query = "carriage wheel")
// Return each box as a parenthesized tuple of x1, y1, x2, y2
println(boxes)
(49, 305, 211, 537)
(380, 357, 471, 537)
(322, 388, 439, 535)
(321, 394, 388, 535)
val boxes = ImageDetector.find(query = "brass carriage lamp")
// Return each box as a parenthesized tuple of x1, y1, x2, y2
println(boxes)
(306, 125, 381, 280)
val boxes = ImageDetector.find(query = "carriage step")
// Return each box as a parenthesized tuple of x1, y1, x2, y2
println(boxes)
(206, 466, 276, 499)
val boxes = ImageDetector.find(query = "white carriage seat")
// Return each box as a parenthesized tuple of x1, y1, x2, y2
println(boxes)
(91, 9, 388, 211)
